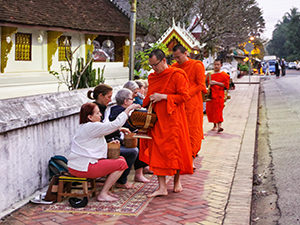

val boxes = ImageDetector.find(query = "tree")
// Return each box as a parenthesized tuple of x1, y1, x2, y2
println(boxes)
(136, 0, 264, 49)
(136, 0, 196, 39)
(191, 0, 265, 48)
(267, 8, 300, 61)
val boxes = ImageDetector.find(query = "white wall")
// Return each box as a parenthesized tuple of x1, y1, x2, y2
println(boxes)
(93, 62, 129, 86)
(5, 28, 47, 73)
(0, 89, 89, 214)
(3, 28, 86, 74)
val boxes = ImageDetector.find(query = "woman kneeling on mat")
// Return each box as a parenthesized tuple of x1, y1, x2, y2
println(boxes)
(68, 102, 140, 202)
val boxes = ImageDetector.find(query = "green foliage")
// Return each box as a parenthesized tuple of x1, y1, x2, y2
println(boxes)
(238, 64, 249, 72)
(134, 43, 168, 73)
(267, 8, 300, 61)
(50, 50, 105, 90)
(73, 52, 105, 89)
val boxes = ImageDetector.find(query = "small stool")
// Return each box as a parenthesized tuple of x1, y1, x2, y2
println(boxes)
(57, 176, 97, 202)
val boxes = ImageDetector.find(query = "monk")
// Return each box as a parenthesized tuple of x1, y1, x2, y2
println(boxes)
(172, 44, 206, 160)
(206, 59, 230, 132)
(140, 49, 193, 197)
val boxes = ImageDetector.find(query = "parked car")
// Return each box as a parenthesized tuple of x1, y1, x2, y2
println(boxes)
(262, 60, 276, 74)
(296, 62, 300, 70)
(288, 62, 297, 69)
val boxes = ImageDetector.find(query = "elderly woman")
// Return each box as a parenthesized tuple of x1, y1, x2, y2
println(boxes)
(123, 81, 139, 98)
(68, 102, 140, 202)
(134, 80, 146, 106)
(106, 88, 150, 186)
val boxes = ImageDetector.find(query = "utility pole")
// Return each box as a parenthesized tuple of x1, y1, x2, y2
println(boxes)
(129, 0, 137, 80)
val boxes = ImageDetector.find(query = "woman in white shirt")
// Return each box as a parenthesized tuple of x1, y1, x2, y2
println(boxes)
(68, 102, 140, 202)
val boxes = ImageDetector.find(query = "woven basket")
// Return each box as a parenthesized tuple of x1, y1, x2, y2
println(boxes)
(128, 102, 157, 130)
(124, 133, 138, 148)
(107, 142, 120, 159)
(202, 85, 212, 102)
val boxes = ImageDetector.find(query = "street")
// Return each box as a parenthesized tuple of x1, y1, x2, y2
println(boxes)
(252, 69, 300, 225)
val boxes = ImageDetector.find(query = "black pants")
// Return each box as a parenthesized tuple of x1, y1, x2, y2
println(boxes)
(117, 146, 138, 184)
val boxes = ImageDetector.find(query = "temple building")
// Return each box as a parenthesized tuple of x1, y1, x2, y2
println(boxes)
(0, 0, 146, 86)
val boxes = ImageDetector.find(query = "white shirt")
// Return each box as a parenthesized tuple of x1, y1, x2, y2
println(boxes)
(68, 112, 128, 172)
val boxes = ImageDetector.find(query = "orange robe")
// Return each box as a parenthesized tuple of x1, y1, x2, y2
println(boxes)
(139, 67, 193, 176)
(206, 71, 230, 123)
(172, 59, 206, 158)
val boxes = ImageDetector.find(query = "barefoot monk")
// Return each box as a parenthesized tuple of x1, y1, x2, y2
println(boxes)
(172, 44, 206, 160)
(140, 49, 193, 197)
(206, 59, 230, 132)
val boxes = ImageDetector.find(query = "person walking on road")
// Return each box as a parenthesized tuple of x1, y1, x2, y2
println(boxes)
(275, 60, 280, 78)
(281, 59, 286, 76)
(139, 49, 193, 198)
(206, 59, 230, 133)
(265, 61, 271, 76)
(171, 44, 207, 161)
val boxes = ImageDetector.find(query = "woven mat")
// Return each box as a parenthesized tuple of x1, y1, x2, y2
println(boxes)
(45, 174, 158, 216)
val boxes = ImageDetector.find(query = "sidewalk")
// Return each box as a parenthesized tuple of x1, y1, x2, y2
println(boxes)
(1, 82, 259, 225)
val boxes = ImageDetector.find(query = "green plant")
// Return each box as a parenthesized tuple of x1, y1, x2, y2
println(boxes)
(134, 43, 168, 72)
(73, 52, 105, 89)
(50, 45, 105, 90)
(238, 64, 249, 72)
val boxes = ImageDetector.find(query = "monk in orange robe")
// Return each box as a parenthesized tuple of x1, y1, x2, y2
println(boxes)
(140, 49, 193, 197)
(206, 59, 230, 132)
(172, 44, 206, 159)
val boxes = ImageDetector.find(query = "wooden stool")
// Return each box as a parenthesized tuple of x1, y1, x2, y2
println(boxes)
(57, 176, 97, 202)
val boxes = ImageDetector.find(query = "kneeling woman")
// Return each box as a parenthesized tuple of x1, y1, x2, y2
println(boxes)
(68, 102, 140, 202)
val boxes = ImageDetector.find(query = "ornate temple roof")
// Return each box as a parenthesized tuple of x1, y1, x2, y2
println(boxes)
(157, 18, 204, 52)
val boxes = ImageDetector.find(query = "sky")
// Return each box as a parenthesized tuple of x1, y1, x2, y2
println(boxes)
(257, 0, 300, 40)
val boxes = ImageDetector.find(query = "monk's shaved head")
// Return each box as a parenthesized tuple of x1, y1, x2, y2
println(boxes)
(172, 44, 187, 53)
(149, 49, 166, 61)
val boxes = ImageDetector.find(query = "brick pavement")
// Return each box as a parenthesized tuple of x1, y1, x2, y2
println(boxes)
(1, 83, 259, 225)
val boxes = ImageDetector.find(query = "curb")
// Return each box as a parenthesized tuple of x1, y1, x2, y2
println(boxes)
(223, 84, 259, 225)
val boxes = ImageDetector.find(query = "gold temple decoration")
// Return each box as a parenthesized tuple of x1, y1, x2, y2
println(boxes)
(85, 34, 98, 60)
(58, 36, 72, 61)
(15, 33, 32, 61)
(1, 26, 18, 73)
(47, 31, 63, 71)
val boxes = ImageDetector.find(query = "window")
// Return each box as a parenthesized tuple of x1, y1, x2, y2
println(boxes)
(58, 36, 71, 61)
(15, 33, 31, 61)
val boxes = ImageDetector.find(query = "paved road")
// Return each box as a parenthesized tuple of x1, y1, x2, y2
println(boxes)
(261, 69, 300, 225)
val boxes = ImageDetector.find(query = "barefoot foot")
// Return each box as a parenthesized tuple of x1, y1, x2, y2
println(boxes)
(217, 127, 224, 133)
(173, 183, 183, 193)
(147, 189, 168, 198)
(115, 182, 134, 189)
(143, 166, 153, 174)
(108, 192, 119, 198)
(134, 175, 150, 183)
(97, 194, 118, 202)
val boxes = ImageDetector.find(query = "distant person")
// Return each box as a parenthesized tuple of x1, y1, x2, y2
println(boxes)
(275, 60, 280, 77)
(206, 59, 230, 132)
(265, 62, 271, 76)
(281, 59, 286, 76)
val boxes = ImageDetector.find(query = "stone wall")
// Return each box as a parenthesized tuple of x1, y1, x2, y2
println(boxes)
(0, 89, 89, 213)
